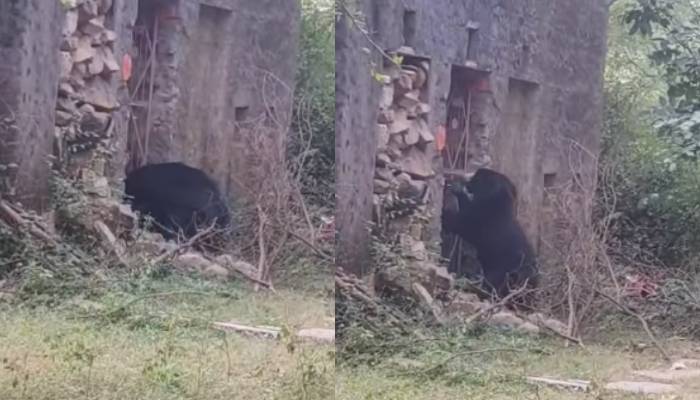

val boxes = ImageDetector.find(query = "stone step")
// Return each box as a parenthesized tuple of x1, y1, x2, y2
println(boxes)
(605, 381, 678, 395)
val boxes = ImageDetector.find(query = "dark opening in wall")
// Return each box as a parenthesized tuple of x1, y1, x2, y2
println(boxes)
(126, 0, 177, 173)
(443, 65, 489, 172)
(499, 77, 540, 242)
(403, 10, 417, 47)
(198, 3, 232, 23)
(441, 64, 490, 278)
(499, 78, 539, 176)
(235, 106, 249, 122)
(544, 173, 556, 188)
(466, 21, 479, 61)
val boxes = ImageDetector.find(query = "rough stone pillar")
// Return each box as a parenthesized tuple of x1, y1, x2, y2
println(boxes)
(335, 7, 380, 276)
(0, 0, 63, 210)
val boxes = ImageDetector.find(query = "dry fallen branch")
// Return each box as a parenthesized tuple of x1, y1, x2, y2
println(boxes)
(526, 376, 590, 392)
(596, 289, 671, 362)
(213, 321, 281, 339)
(336, 268, 415, 333)
(0, 200, 58, 245)
(463, 284, 528, 325)
(218, 257, 274, 289)
(254, 204, 268, 292)
(212, 321, 335, 344)
(151, 221, 217, 265)
(0, 199, 92, 272)
(282, 224, 333, 262)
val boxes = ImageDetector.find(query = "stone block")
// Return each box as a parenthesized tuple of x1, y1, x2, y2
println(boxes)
(376, 123, 389, 149)
(389, 109, 410, 134)
(398, 90, 420, 109)
(72, 35, 96, 63)
(379, 84, 394, 109)
(404, 123, 419, 146)
(59, 51, 73, 79)
(100, 47, 120, 73)
(82, 77, 118, 110)
(399, 147, 434, 179)
(63, 9, 79, 38)
(378, 109, 394, 124)
(80, 16, 105, 36)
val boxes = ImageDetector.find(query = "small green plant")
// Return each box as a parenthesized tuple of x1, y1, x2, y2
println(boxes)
(59, 0, 77, 10)
(142, 320, 184, 392)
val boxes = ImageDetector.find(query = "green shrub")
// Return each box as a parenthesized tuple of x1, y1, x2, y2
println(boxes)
(289, 0, 335, 207)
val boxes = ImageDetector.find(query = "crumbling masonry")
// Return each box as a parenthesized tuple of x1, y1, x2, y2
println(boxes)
(336, 1, 609, 281)
(1, 0, 299, 208)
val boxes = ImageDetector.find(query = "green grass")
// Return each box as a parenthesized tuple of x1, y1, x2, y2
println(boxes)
(336, 326, 698, 399)
(0, 274, 334, 400)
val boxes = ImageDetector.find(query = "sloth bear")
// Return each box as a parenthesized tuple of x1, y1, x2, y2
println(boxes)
(124, 162, 231, 244)
(442, 168, 538, 305)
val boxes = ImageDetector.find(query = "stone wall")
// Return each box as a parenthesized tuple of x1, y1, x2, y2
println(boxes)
(336, 0, 609, 276)
(132, 0, 300, 197)
(1, 0, 299, 209)
(54, 0, 136, 198)
(336, 2, 379, 276)
(0, 0, 63, 209)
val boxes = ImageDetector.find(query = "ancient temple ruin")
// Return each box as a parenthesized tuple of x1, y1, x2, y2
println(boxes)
(336, 1, 609, 279)
(0, 0, 299, 208)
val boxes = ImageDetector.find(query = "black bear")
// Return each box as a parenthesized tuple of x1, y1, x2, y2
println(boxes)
(124, 162, 231, 244)
(442, 168, 538, 305)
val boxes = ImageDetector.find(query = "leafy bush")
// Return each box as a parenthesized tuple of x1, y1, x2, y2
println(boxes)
(623, 0, 700, 160)
(289, 0, 335, 206)
(601, 1, 700, 269)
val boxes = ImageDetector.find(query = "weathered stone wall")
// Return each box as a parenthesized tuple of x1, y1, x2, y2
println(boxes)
(54, 0, 137, 198)
(336, 0, 609, 276)
(138, 0, 300, 197)
(0, 0, 63, 209)
(1, 0, 299, 209)
(336, 2, 380, 276)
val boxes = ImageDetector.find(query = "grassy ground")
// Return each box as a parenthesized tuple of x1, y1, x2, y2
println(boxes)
(0, 273, 334, 400)
(336, 326, 700, 399)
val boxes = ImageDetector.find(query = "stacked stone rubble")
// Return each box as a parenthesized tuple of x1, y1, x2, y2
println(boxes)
(374, 57, 433, 205)
(55, 0, 121, 195)
(372, 51, 452, 297)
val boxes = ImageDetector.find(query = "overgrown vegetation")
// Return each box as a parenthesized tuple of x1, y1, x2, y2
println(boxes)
(591, 0, 700, 337)
(604, 0, 700, 268)
(290, 0, 335, 207)
(337, 326, 695, 399)
(0, 276, 334, 400)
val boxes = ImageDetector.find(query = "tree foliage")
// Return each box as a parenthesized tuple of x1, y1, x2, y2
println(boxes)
(290, 0, 335, 206)
(624, 0, 700, 159)
(601, 0, 700, 269)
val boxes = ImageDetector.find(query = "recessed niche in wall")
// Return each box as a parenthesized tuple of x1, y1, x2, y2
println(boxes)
(441, 64, 491, 278)
(466, 20, 480, 62)
(443, 64, 490, 172)
(501, 77, 540, 169)
(403, 9, 417, 47)
(235, 106, 249, 122)
(544, 172, 557, 188)
(198, 3, 233, 22)
(127, 0, 174, 172)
